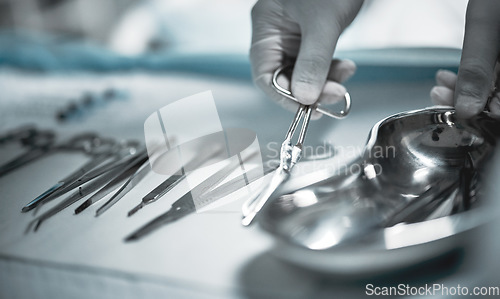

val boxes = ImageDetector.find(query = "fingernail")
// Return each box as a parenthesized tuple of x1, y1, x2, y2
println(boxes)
(436, 69, 457, 87)
(337, 59, 356, 83)
(292, 82, 320, 105)
(436, 69, 456, 77)
(310, 111, 323, 120)
(320, 82, 347, 104)
(430, 86, 453, 106)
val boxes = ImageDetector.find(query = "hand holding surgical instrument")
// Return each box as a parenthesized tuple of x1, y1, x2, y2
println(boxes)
(271, 65, 352, 119)
(250, 0, 361, 115)
(241, 65, 351, 226)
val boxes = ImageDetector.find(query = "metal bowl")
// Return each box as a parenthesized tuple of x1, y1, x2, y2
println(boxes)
(258, 108, 500, 275)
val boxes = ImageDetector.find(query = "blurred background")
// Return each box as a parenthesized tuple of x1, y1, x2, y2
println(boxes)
(0, 0, 468, 71)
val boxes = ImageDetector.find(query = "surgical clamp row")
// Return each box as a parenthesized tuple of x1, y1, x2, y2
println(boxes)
(0, 126, 143, 214)
(2, 125, 272, 236)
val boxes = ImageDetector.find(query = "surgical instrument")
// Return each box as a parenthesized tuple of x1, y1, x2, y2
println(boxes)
(22, 139, 139, 212)
(127, 175, 183, 217)
(197, 165, 277, 203)
(125, 152, 260, 241)
(29, 148, 149, 231)
(260, 108, 498, 250)
(22, 137, 119, 212)
(271, 65, 352, 119)
(241, 65, 351, 226)
(0, 130, 56, 177)
(95, 157, 151, 217)
(0, 125, 37, 145)
(74, 150, 149, 214)
(0, 131, 109, 178)
(127, 145, 225, 217)
(57, 88, 129, 122)
(256, 108, 500, 274)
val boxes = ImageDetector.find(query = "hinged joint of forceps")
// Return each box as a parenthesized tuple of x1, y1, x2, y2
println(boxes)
(280, 104, 312, 172)
(271, 65, 352, 119)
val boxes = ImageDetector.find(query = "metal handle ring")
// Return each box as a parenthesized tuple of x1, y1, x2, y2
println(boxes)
(271, 65, 351, 119)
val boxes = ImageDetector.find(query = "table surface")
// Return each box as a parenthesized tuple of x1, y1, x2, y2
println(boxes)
(0, 66, 499, 299)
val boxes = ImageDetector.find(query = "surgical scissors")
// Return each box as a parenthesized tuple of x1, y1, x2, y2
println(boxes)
(241, 65, 352, 226)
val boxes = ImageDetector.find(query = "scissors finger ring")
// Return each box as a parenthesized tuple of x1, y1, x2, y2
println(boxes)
(271, 65, 352, 119)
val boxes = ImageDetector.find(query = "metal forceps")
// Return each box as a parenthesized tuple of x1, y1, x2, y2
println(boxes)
(0, 131, 109, 179)
(0, 129, 56, 177)
(126, 145, 225, 217)
(95, 156, 151, 216)
(22, 136, 120, 212)
(74, 148, 149, 214)
(0, 125, 37, 145)
(28, 148, 149, 232)
(125, 150, 261, 241)
(241, 65, 352, 226)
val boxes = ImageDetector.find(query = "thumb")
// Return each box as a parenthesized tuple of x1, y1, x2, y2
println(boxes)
(291, 20, 340, 105)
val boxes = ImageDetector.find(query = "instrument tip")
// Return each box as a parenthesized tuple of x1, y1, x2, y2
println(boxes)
(241, 213, 255, 226)
(74, 201, 91, 215)
(127, 203, 142, 217)
(33, 219, 42, 232)
(95, 205, 108, 217)
(21, 206, 32, 213)
(124, 234, 138, 242)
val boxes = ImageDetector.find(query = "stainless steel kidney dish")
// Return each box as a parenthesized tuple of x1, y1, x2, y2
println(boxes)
(258, 108, 500, 275)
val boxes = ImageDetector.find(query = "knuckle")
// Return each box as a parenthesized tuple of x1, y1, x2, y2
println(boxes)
(459, 63, 490, 82)
(456, 85, 485, 100)
(292, 57, 332, 104)
(294, 57, 330, 84)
